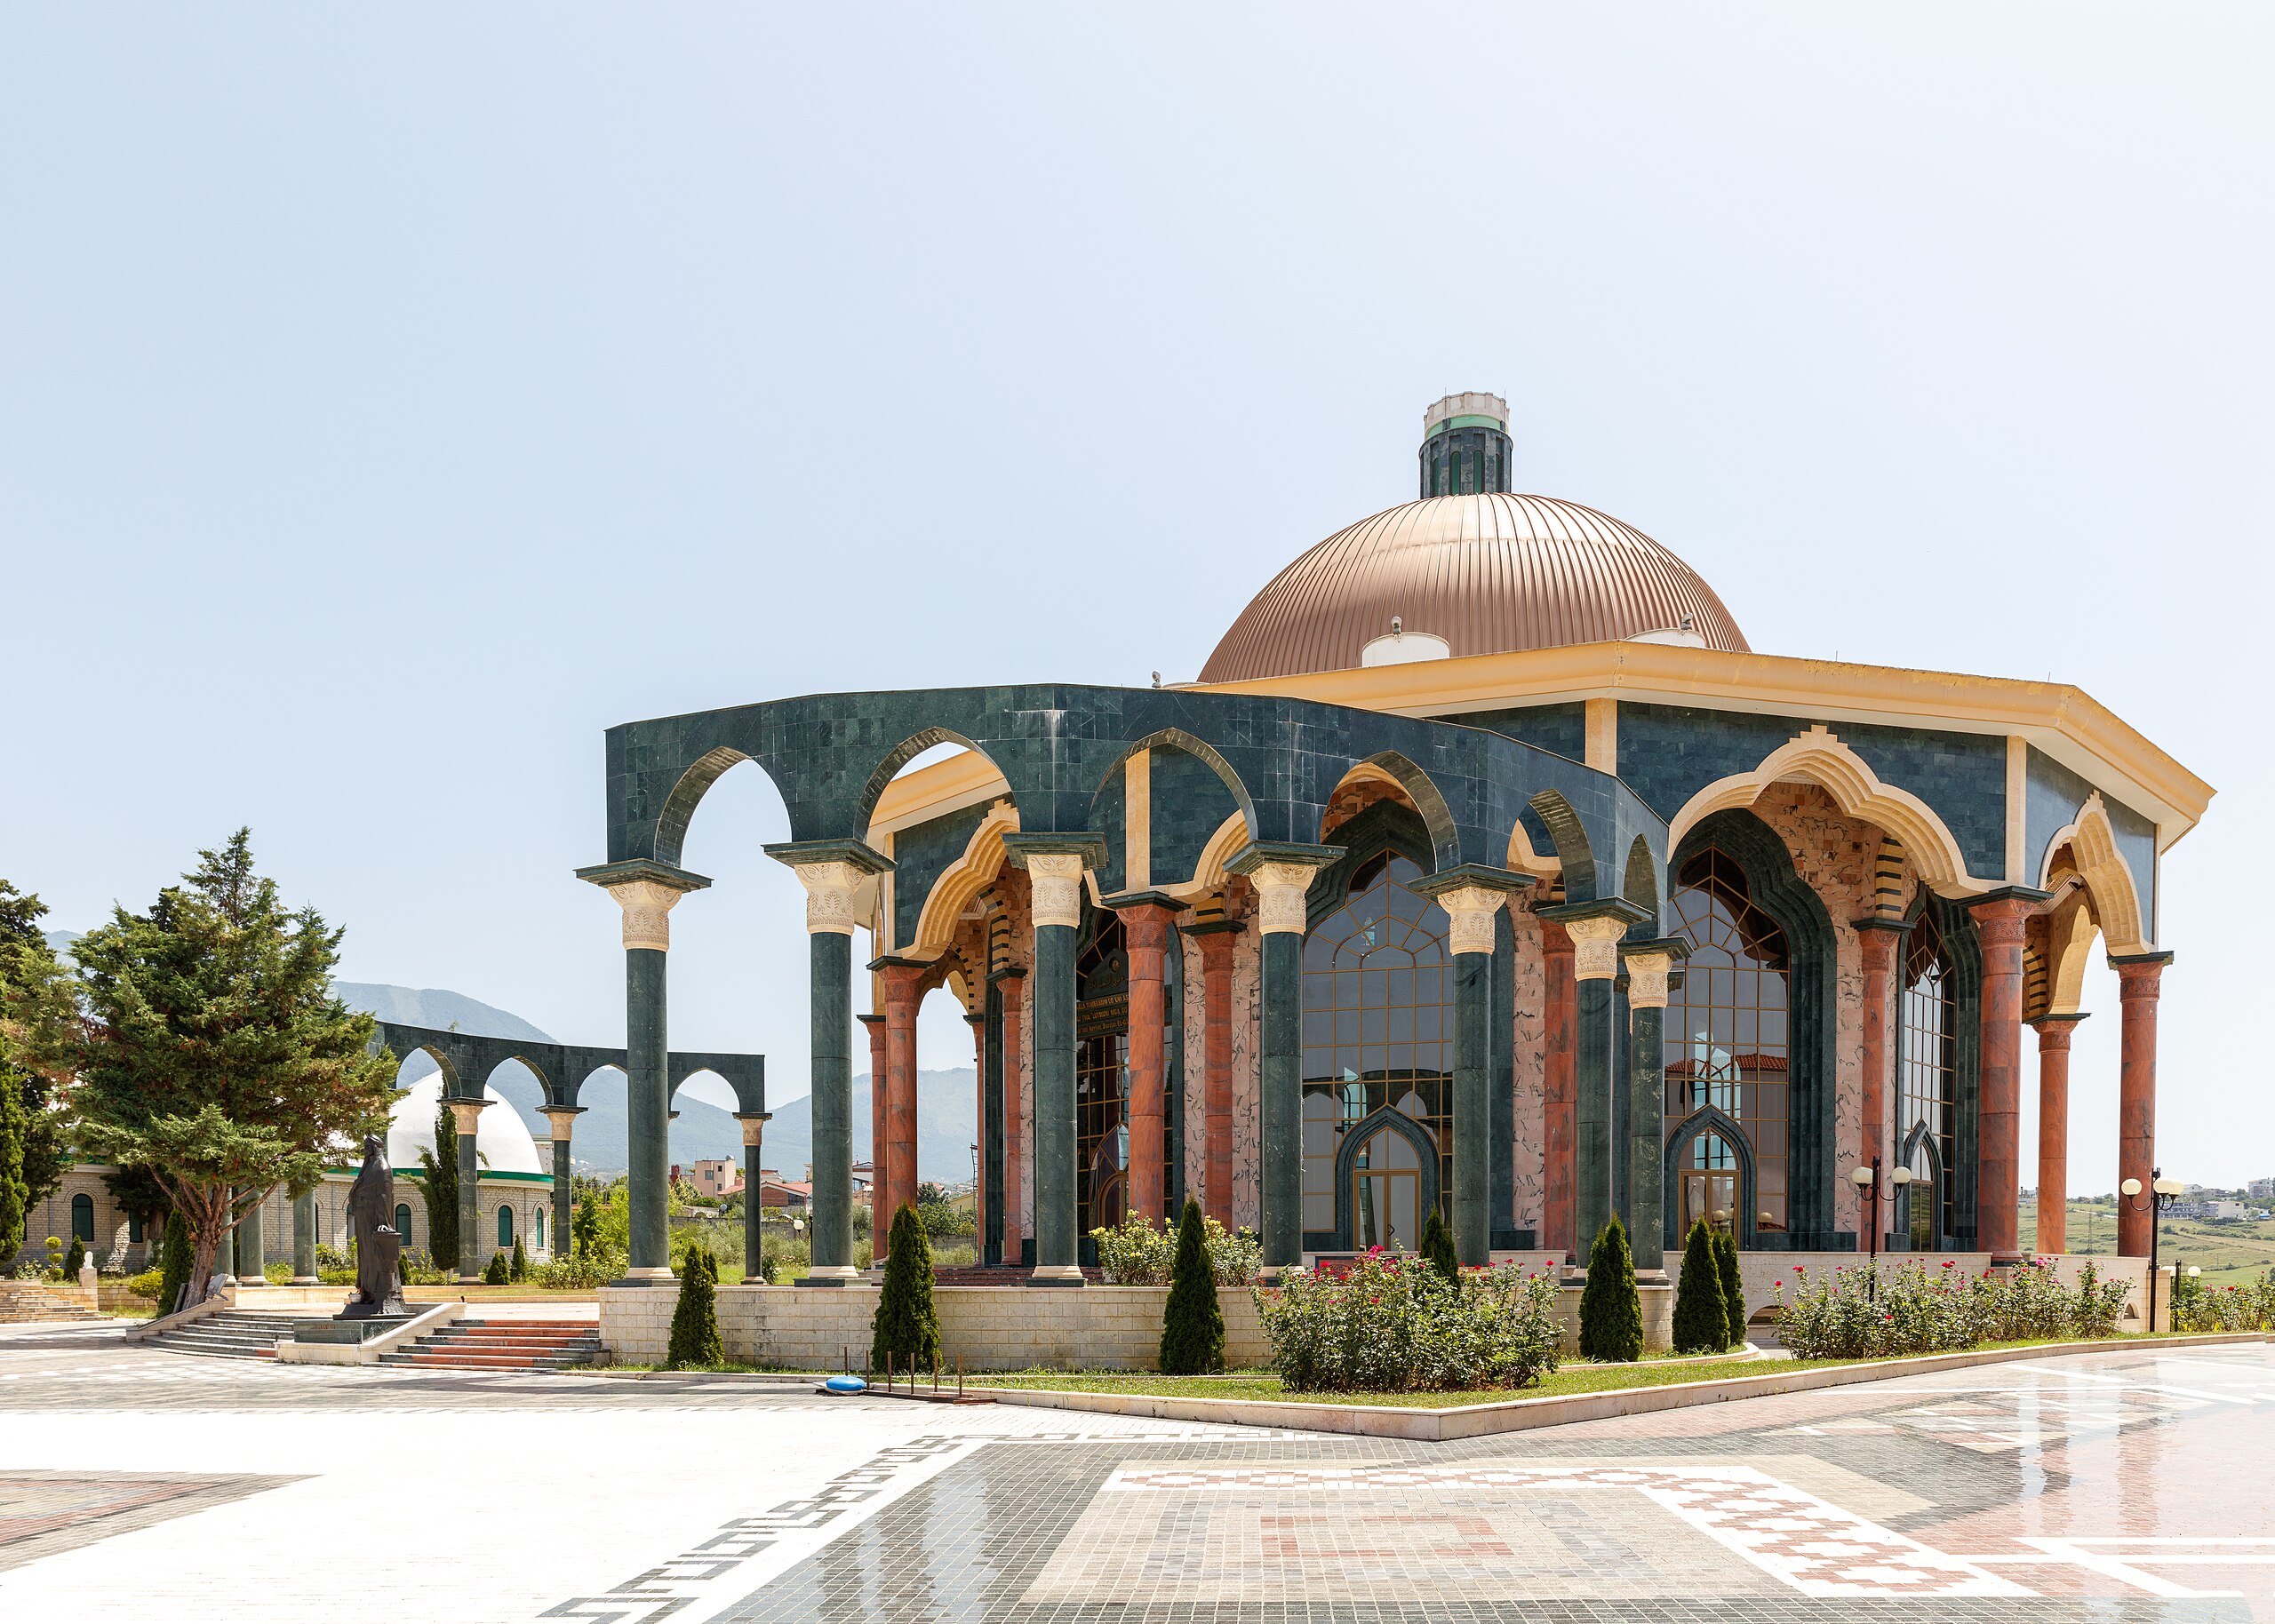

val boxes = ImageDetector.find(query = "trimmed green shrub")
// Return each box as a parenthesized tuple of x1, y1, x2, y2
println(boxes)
(510, 1238, 530, 1282)
(157, 1212, 191, 1314)
(483, 1250, 509, 1285)
(1578, 1214, 1643, 1362)
(396, 1251, 411, 1286)
(1256, 1254, 1563, 1393)
(869, 1204, 939, 1372)
(1159, 1198, 1225, 1374)
(1716, 1227, 1746, 1348)
(62, 1237, 84, 1279)
(666, 1247, 722, 1368)
(1419, 1206, 1459, 1283)
(1670, 1218, 1728, 1354)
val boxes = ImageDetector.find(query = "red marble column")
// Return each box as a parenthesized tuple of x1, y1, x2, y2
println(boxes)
(879, 962, 925, 1249)
(1542, 920, 1577, 1260)
(1185, 922, 1241, 1226)
(2031, 1014, 2084, 1254)
(858, 1013, 888, 1258)
(997, 967, 1026, 1255)
(1855, 921, 1905, 1198)
(1970, 895, 2034, 1261)
(2113, 952, 2170, 1258)
(1117, 902, 1180, 1225)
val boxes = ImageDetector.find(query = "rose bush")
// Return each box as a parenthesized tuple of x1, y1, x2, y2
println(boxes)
(2173, 1278, 2275, 1333)
(1775, 1258, 2133, 1359)
(1252, 1249, 1561, 1393)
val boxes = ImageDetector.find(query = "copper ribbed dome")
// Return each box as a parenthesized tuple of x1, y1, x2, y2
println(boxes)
(1199, 492, 1749, 683)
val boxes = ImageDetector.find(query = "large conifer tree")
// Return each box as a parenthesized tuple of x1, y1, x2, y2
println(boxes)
(41, 832, 395, 1301)
(416, 1097, 459, 1271)
(0, 879, 71, 1252)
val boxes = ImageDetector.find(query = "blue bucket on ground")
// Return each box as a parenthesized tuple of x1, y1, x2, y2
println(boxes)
(822, 1374, 866, 1394)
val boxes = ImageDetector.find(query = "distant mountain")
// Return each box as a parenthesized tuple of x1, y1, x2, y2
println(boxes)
(330, 982, 977, 1180)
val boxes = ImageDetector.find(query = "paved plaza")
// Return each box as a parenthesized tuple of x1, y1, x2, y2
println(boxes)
(0, 1323, 2270, 1621)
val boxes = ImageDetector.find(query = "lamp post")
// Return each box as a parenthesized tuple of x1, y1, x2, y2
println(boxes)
(2119, 1168, 2184, 1331)
(1850, 1158, 1915, 1295)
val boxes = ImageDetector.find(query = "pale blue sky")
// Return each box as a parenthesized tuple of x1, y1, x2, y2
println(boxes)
(4, 8, 2268, 1189)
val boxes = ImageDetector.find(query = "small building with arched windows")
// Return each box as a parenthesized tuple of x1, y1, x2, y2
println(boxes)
(577, 392, 2211, 1309)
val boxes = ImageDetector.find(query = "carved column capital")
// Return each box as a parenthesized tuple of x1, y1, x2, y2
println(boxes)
(735, 1111, 771, 1149)
(1225, 842, 1342, 938)
(577, 859, 713, 951)
(793, 860, 874, 936)
(2111, 950, 2173, 999)
(539, 1106, 583, 1142)
(1620, 947, 1676, 1009)
(446, 1098, 488, 1136)
(1024, 853, 1087, 929)
(1560, 915, 1630, 980)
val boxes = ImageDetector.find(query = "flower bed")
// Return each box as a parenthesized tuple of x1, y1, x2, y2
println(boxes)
(1089, 1211, 1260, 1285)
(1774, 1257, 2130, 1359)
(2173, 1277, 2275, 1333)
(1249, 1250, 1561, 1393)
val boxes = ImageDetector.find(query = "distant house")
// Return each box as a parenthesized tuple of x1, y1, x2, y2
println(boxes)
(754, 1170, 811, 1212)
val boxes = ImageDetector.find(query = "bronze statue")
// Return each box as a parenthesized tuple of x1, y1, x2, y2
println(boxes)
(343, 1133, 407, 1318)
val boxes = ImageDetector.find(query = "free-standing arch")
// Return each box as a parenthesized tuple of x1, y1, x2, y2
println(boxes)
(1667, 727, 1979, 896)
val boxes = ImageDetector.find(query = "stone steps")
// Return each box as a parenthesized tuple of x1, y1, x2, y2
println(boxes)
(379, 1317, 600, 1371)
(0, 1281, 104, 1323)
(148, 1310, 323, 1360)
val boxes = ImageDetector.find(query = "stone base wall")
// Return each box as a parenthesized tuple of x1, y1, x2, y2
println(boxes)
(603, 1279, 1678, 1370)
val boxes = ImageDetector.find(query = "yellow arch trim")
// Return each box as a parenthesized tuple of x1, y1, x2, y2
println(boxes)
(908, 800, 1021, 956)
(1190, 812, 1251, 896)
(1666, 726, 1981, 896)
(2036, 792, 2150, 953)
(2041, 883, 2100, 1015)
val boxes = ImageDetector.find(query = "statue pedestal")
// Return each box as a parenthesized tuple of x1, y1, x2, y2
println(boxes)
(292, 1317, 415, 1346)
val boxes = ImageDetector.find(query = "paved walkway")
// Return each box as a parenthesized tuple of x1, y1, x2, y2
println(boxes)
(0, 1319, 2268, 1621)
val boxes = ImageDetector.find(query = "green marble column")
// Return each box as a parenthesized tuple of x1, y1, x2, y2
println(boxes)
(1451, 947, 1491, 1263)
(1030, 916, 1078, 1277)
(291, 1190, 318, 1283)
(453, 1096, 487, 1280)
(1258, 929, 1303, 1269)
(1620, 942, 1684, 1275)
(1539, 902, 1648, 1261)
(808, 928, 855, 1278)
(543, 1108, 581, 1264)
(235, 1194, 264, 1284)
(737, 1113, 770, 1282)
(625, 946, 669, 1278)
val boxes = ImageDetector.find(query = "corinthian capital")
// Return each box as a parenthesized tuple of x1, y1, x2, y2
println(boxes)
(1001, 832, 1107, 932)
(762, 840, 894, 937)
(576, 859, 714, 952)
(1225, 840, 1343, 938)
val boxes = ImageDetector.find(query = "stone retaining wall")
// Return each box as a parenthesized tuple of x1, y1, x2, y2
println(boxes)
(602, 1279, 1676, 1370)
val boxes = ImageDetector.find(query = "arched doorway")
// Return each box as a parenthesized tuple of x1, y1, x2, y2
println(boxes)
(1299, 835, 1455, 1252)
(1664, 846, 1791, 1246)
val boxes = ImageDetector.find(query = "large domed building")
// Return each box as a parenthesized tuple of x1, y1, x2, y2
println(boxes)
(570, 391, 2210, 1337)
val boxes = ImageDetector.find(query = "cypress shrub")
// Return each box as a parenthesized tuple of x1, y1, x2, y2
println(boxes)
(1158, 1198, 1225, 1374)
(666, 1247, 722, 1368)
(1578, 1214, 1643, 1362)
(1670, 1218, 1728, 1354)
(1716, 1228, 1747, 1348)
(63, 1237, 85, 1279)
(483, 1250, 509, 1285)
(869, 1204, 940, 1371)
(157, 1211, 192, 1314)
(396, 1251, 411, 1286)
(1419, 1206, 1460, 1283)
(510, 1238, 530, 1281)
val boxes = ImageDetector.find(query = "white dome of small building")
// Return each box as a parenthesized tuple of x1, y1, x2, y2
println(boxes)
(387, 1072, 546, 1175)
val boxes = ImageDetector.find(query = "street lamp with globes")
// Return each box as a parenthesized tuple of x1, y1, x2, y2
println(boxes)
(1851, 1158, 1915, 1294)
(2119, 1169, 2185, 1329)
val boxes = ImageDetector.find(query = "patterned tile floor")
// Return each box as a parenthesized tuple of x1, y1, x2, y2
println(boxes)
(0, 1320, 2270, 1621)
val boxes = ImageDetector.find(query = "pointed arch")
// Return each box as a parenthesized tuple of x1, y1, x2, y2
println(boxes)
(1666, 726, 1977, 896)
(1663, 1104, 1760, 1252)
(1331, 1104, 1444, 1248)
(1621, 834, 1660, 921)
(908, 799, 1021, 955)
(1526, 789, 1599, 899)
(855, 728, 1018, 835)
(2041, 883, 2100, 1016)
(1349, 751, 1458, 864)
(2037, 792, 2149, 953)
(1088, 728, 1257, 831)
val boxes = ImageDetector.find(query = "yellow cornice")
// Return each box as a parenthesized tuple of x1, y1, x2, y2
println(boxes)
(1193, 641, 2213, 847)
(867, 749, 1012, 840)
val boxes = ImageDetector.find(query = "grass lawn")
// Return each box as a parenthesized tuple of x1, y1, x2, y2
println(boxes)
(966, 1333, 2183, 1409)
(2023, 1197, 2275, 1290)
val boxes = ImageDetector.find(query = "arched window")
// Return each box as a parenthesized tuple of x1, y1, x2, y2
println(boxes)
(1897, 911, 1957, 1248)
(1300, 851, 1453, 1246)
(394, 1203, 413, 1244)
(497, 1205, 514, 1249)
(533, 1206, 546, 1250)
(70, 1193, 94, 1243)
(1665, 848, 1790, 1238)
